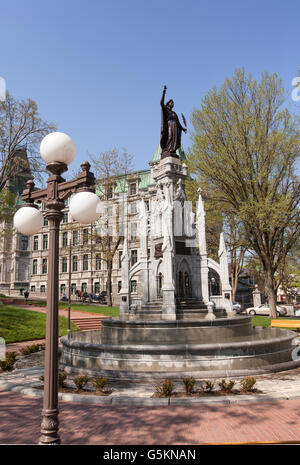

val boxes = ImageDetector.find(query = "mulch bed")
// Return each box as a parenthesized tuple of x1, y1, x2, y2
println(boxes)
(152, 389, 262, 398)
(35, 385, 113, 396)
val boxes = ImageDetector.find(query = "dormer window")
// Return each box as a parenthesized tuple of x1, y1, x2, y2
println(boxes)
(107, 185, 113, 199)
(130, 183, 137, 195)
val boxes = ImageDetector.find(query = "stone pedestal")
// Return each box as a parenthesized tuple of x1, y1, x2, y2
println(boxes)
(253, 285, 262, 307)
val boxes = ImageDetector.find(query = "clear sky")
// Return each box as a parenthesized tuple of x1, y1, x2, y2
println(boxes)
(1, 0, 299, 174)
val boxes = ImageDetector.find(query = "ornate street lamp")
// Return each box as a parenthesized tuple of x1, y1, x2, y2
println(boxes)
(13, 132, 101, 444)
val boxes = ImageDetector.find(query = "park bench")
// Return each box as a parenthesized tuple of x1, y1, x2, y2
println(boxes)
(270, 319, 300, 332)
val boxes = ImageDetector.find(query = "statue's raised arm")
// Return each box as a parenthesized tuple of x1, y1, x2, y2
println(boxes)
(160, 85, 167, 107)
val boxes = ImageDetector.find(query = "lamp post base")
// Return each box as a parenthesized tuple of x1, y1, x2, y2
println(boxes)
(39, 409, 60, 445)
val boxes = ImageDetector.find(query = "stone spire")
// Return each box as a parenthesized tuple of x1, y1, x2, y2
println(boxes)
(196, 187, 209, 303)
(218, 232, 233, 314)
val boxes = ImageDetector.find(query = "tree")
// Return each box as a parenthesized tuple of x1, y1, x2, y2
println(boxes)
(224, 213, 247, 302)
(89, 148, 134, 306)
(188, 69, 300, 318)
(0, 92, 56, 193)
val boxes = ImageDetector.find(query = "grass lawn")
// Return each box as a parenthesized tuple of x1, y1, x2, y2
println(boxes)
(252, 316, 271, 327)
(0, 305, 79, 343)
(0, 297, 120, 318)
(58, 303, 120, 317)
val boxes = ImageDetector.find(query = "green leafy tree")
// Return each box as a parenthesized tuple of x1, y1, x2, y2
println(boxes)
(188, 69, 300, 318)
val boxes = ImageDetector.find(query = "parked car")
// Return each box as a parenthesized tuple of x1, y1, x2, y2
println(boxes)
(232, 302, 242, 313)
(245, 303, 287, 317)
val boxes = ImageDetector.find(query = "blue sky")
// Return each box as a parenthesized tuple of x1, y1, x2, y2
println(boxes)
(1, 0, 299, 175)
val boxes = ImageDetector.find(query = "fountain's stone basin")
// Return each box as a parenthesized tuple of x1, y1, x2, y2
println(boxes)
(60, 315, 300, 380)
(100, 314, 253, 345)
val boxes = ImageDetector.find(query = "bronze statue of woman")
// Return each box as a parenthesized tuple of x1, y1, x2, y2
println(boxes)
(160, 85, 187, 159)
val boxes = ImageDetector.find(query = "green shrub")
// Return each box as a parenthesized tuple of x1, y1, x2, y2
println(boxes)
(154, 379, 175, 397)
(181, 376, 196, 394)
(73, 375, 89, 391)
(218, 379, 236, 393)
(201, 380, 215, 392)
(0, 352, 17, 371)
(20, 343, 43, 355)
(92, 376, 107, 392)
(240, 377, 257, 392)
(58, 372, 67, 388)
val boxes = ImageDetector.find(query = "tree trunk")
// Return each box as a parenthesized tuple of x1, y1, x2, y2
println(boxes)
(264, 265, 278, 319)
(106, 260, 113, 307)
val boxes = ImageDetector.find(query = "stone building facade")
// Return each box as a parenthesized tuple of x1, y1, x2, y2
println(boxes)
(1, 144, 232, 311)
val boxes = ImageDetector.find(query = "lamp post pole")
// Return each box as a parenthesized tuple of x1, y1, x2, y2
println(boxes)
(20, 157, 96, 445)
(68, 240, 72, 331)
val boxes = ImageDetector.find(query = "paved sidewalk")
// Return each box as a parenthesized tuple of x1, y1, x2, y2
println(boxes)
(1, 388, 300, 444)
(2, 364, 300, 405)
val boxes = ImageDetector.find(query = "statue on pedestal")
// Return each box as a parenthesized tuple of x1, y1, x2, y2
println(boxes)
(160, 85, 187, 159)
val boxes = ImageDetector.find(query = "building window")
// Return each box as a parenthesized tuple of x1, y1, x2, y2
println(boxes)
(33, 236, 38, 251)
(107, 206, 113, 216)
(21, 236, 28, 251)
(130, 223, 137, 240)
(30, 285, 36, 292)
(81, 282, 87, 293)
(61, 257, 67, 273)
(43, 234, 48, 250)
(94, 282, 100, 294)
(72, 256, 78, 272)
(130, 183, 136, 195)
(147, 248, 150, 259)
(83, 229, 89, 245)
(131, 249, 137, 266)
(71, 283, 76, 295)
(130, 280, 137, 293)
(119, 251, 123, 268)
(42, 258, 47, 274)
(83, 254, 88, 271)
(118, 281, 122, 293)
(63, 213, 68, 223)
(95, 254, 101, 270)
(40, 285, 46, 293)
(73, 230, 79, 246)
(107, 185, 113, 199)
(130, 202, 137, 214)
(60, 284, 66, 295)
(43, 217, 48, 226)
(32, 259, 38, 275)
(62, 232, 68, 247)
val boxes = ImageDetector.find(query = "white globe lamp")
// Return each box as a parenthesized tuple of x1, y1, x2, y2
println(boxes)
(13, 206, 43, 236)
(40, 132, 76, 166)
(69, 191, 101, 224)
